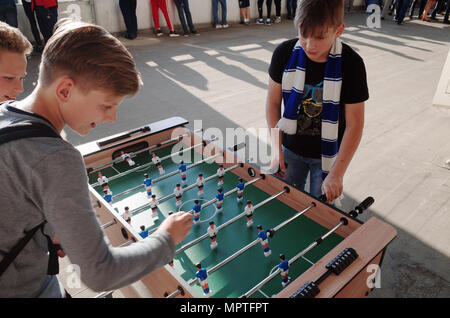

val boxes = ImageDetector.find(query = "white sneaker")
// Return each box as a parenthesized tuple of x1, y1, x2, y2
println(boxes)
(275, 16, 281, 23)
(222, 24, 229, 28)
(215, 24, 222, 29)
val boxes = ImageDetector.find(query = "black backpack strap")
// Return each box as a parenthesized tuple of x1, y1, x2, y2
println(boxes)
(0, 121, 60, 146)
(0, 222, 47, 277)
(0, 120, 62, 277)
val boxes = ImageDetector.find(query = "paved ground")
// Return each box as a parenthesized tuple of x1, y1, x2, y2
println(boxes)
(22, 11, 450, 298)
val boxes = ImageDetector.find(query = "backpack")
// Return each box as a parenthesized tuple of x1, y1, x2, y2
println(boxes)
(0, 120, 62, 277)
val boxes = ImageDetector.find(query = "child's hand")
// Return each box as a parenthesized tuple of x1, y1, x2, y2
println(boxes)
(269, 149, 286, 178)
(321, 174, 343, 203)
(157, 211, 192, 245)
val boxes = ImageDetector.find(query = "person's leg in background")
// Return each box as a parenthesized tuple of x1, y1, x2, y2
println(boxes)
(0, 2, 18, 27)
(274, 0, 281, 22)
(212, 0, 220, 27)
(22, 1, 43, 51)
(119, 0, 138, 39)
(266, 0, 273, 24)
(218, 0, 228, 26)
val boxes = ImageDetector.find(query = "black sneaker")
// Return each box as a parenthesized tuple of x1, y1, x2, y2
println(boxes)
(156, 29, 163, 37)
(169, 31, 179, 37)
(191, 30, 200, 36)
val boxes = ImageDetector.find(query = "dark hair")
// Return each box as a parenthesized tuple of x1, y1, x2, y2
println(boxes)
(294, 0, 344, 38)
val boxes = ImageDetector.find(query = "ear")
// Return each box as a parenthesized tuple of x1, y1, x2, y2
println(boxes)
(55, 77, 76, 103)
(335, 23, 345, 38)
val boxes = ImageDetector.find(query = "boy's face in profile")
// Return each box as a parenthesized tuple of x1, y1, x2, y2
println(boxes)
(299, 23, 344, 63)
(0, 50, 27, 102)
(59, 84, 124, 136)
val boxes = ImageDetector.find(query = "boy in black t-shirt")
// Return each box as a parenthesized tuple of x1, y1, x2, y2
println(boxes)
(266, 0, 368, 203)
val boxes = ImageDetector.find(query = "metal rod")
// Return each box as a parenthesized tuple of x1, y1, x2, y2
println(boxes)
(132, 160, 239, 217)
(240, 220, 346, 298)
(174, 181, 281, 255)
(100, 219, 116, 230)
(91, 138, 213, 187)
(166, 202, 317, 298)
(89, 129, 202, 173)
(112, 152, 223, 200)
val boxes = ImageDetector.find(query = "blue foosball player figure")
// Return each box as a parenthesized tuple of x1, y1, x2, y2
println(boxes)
(193, 200, 201, 224)
(195, 263, 212, 297)
(257, 225, 271, 257)
(143, 173, 152, 198)
(103, 189, 112, 205)
(179, 160, 187, 184)
(236, 178, 245, 202)
(215, 188, 224, 212)
(279, 254, 291, 287)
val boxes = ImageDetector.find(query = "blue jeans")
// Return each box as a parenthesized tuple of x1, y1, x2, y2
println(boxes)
(0, 3, 18, 27)
(212, 0, 227, 25)
(282, 146, 323, 199)
(395, 0, 411, 22)
(286, 0, 297, 19)
(174, 0, 196, 33)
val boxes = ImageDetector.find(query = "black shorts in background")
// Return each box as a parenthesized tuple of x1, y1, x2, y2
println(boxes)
(239, 0, 250, 8)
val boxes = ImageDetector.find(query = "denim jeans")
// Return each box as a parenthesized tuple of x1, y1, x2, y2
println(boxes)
(282, 146, 323, 199)
(119, 0, 138, 38)
(174, 0, 196, 33)
(0, 3, 18, 27)
(286, 0, 297, 18)
(395, 0, 411, 22)
(212, 0, 227, 25)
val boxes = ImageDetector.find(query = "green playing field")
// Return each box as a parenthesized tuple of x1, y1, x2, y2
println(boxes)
(88, 146, 343, 298)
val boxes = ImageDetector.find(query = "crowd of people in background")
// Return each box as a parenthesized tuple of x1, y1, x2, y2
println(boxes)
(0, 0, 448, 48)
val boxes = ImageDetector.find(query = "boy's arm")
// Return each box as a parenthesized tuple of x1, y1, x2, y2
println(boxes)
(36, 147, 190, 292)
(266, 78, 286, 176)
(321, 102, 365, 202)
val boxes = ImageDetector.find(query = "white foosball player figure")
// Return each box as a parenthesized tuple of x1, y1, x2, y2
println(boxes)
(120, 151, 135, 166)
(174, 184, 183, 207)
(245, 200, 254, 227)
(121, 206, 131, 224)
(151, 153, 165, 175)
(196, 173, 205, 197)
(149, 194, 159, 219)
(217, 164, 225, 187)
(207, 221, 218, 249)
(97, 172, 108, 185)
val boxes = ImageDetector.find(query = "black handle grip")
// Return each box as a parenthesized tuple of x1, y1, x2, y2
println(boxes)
(355, 196, 374, 214)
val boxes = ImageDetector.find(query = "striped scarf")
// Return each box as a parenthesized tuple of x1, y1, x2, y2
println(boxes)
(277, 38, 343, 180)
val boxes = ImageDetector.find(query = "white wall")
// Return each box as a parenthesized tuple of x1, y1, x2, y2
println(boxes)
(16, 0, 368, 42)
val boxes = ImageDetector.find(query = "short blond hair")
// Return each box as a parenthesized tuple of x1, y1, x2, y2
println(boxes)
(39, 19, 142, 97)
(0, 21, 32, 55)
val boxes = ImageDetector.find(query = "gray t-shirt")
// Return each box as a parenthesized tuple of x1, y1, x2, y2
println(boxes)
(0, 102, 175, 297)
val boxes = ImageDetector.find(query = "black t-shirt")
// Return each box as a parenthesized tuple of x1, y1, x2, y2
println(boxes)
(269, 39, 369, 158)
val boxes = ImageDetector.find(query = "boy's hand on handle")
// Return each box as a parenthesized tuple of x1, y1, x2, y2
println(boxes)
(157, 211, 192, 246)
(321, 174, 343, 203)
(269, 147, 286, 178)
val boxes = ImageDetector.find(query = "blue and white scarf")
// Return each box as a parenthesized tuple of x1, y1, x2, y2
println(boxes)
(277, 38, 343, 180)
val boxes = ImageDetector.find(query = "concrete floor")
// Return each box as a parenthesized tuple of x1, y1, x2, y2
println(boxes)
(22, 12, 450, 298)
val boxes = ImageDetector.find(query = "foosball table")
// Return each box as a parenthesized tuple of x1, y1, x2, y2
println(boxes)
(77, 117, 397, 298)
